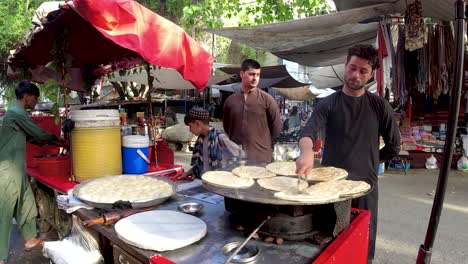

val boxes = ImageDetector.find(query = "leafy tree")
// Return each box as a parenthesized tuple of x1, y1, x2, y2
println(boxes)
(0, 0, 50, 100)
(180, 0, 332, 64)
(1, 0, 332, 103)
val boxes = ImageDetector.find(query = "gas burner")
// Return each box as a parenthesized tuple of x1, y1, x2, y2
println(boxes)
(225, 198, 351, 242)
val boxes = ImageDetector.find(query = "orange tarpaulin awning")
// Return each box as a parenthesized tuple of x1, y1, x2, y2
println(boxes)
(8, 0, 213, 91)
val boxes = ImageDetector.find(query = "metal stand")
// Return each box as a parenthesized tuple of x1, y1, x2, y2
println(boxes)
(416, 1, 466, 263)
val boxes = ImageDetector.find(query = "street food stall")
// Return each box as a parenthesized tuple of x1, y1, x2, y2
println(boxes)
(8, 1, 372, 263)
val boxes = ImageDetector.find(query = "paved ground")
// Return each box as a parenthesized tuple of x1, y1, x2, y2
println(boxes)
(7, 151, 468, 263)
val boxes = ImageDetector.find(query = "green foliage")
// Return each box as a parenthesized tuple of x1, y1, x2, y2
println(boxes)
(138, 0, 332, 64)
(0, 0, 50, 98)
(181, 0, 332, 31)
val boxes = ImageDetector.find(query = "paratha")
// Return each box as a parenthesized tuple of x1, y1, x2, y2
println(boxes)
(305, 180, 371, 197)
(266, 161, 297, 176)
(232, 166, 277, 179)
(266, 162, 348, 182)
(257, 176, 308, 192)
(305, 167, 348, 182)
(202, 171, 254, 189)
(274, 189, 339, 203)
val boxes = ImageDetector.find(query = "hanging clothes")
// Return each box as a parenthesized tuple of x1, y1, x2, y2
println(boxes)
(376, 22, 389, 97)
(426, 25, 441, 101)
(439, 25, 449, 95)
(395, 25, 406, 107)
(416, 47, 428, 94)
(444, 22, 456, 95)
(386, 23, 398, 103)
(433, 26, 443, 101)
(404, 0, 426, 51)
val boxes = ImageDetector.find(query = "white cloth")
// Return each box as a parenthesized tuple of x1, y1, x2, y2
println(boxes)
(57, 192, 94, 213)
(43, 238, 102, 264)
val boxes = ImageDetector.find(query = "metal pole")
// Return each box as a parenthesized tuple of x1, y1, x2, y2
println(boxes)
(416, 1, 465, 263)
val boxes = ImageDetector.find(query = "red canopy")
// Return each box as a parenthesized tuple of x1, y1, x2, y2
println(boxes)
(8, 0, 213, 91)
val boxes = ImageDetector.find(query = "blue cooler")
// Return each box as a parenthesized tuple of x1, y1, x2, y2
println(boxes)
(378, 163, 385, 176)
(122, 135, 150, 174)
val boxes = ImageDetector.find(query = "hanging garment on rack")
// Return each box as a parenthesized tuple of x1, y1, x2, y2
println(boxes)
(404, 47, 419, 100)
(439, 25, 449, 95)
(416, 47, 428, 94)
(426, 25, 440, 101)
(433, 26, 443, 101)
(444, 22, 456, 95)
(404, 0, 426, 51)
(386, 23, 398, 101)
(376, 22, 389, 97)
(381, 22, 395, 94)
(396, 25, 406, 107)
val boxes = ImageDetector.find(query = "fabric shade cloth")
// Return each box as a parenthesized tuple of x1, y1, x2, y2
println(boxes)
(218, 65, 309, 88)
(205, 1, 454, 67)
(8, 0, 213, 91)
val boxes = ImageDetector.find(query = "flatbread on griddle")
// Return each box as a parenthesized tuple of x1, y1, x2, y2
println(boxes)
(266, 161, 297, 176)
(274, 189, 339, 203)
(305, 180, 371, 197)
(266, 162, 348, 182)
(232, 166, 277, 179)
(305, 167, 348, 182)
(201, 171, 254, 189)
(257, 176, 308, 192)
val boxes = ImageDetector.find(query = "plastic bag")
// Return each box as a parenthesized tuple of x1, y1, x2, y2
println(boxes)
(457, 156, 468, 171)
(43, 216, 103, 264)
(425, 155, 438, 169)
(162, 124, 196, 143)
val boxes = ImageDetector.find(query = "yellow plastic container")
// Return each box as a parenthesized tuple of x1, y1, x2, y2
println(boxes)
(70, 110, 122, 182)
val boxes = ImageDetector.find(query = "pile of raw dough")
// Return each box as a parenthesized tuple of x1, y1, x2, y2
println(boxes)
(76, 175, 174, 203)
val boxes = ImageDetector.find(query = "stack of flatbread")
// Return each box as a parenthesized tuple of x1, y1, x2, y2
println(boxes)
(201, 171, 255, 189)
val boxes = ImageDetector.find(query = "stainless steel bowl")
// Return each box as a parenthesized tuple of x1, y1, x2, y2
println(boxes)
(177, 202, 204, 215)
(221, 241, 259, 263)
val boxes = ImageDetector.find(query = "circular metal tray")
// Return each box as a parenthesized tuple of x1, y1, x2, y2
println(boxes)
(73, 175, 177, 209)
(203, 178, 371, 206)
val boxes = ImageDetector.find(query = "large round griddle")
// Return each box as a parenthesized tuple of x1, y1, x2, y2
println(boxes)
(73, 175, 177, 209)
(203, 177, 371, 206)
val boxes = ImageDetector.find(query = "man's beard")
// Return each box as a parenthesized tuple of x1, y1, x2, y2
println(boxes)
(345, 77, 365, 91)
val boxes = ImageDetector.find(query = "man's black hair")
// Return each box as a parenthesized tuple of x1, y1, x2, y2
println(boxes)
(15, 80, 40, 99)
(241, 59, 261, 71)
(346, 44, 380, 70)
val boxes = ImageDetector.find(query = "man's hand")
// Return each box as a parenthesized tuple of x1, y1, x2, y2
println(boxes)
(52, 138, 70, 148)
(175, 171, 193, 181)
(296, 137, 315, 176)
(296, 151, 315, 177)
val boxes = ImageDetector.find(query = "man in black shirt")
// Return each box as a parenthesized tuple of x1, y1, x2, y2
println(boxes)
(296, 45, 400, 263)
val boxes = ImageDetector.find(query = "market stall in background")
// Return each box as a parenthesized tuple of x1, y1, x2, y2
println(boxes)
(3, 1, 377, 264)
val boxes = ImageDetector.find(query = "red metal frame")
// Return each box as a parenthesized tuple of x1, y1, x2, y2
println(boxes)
(313, 209, 370, 264)
(149, 209, 370, 264)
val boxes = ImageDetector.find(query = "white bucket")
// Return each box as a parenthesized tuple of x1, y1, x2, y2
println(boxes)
(70, 109, 120, 128)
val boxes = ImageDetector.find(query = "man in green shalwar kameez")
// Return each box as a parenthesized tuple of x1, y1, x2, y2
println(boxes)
(0, 81, 59, 263)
